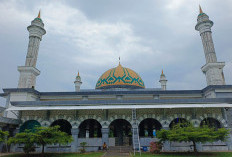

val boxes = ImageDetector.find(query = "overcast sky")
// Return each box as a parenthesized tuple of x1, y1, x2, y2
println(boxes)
(0, 0, 232, 103)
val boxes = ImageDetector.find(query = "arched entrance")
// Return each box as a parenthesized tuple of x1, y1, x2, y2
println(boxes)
(20, 120, 41, 132)
(139, 118, 162, 137)
(200, 118, 221, 129)
(109, 119, 132, 146)
(50, 119, 72, 135)
(78, 119, 102, 138)
(169, 118, 189, 129)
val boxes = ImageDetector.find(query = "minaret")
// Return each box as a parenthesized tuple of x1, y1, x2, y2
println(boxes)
(195, 6, 225, 86)
(159, 70, 167, 90)
(74, 71, 82, 92)
(18, 11, 46, 88)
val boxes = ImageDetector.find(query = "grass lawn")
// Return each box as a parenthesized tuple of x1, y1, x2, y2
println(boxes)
(1, 152, 104, 157)
(3, 152, 232, 157)
(134, 152, 232, 157)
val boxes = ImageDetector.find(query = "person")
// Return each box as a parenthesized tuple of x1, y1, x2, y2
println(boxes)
(103, 142, 107, 151)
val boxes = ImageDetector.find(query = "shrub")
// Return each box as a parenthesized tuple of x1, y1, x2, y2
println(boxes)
(23, 143, 35, 154)
(80, 142, 87, 153)
(149, 141, 162, 154)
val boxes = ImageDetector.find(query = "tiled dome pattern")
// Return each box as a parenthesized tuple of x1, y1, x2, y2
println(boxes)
(96, 63, 145, 89)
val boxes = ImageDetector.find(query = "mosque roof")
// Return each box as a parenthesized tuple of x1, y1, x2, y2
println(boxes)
(95, 63, 145, 89)
(1, 85, 232, 97)
(10, 97, 232, 106)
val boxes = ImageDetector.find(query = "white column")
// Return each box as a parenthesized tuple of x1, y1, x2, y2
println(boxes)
(101, 128, 109, 146)
(162, 127, 171, 151)
(71, 128, 79, 152)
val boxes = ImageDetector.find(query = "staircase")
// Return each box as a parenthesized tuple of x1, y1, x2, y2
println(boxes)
(103, 146, 132, 156)
(132, 109, 141, 156)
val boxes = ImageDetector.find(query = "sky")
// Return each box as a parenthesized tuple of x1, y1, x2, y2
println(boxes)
(0, 0, 232, 105)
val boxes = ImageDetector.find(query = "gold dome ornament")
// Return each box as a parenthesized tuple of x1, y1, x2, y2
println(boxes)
(96, 63, 145, 89)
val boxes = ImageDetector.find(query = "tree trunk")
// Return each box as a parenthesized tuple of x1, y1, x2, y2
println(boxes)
(42, 144, 45, 157)
(192, 141, 197, 153)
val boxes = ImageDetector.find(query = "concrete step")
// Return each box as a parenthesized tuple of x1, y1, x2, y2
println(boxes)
(103, 152, 130, 157)
(109, 146, 132, 150)
(108, 146, 132, 153)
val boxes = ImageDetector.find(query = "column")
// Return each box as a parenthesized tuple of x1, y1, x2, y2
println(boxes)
(226, 134, 232, 150)
(223, 108, 232, 150)
(11, 128, 20, 152)
(71, 128, 79, 152)
(162, 127, 171, 151)
(101, 128, 109, 146)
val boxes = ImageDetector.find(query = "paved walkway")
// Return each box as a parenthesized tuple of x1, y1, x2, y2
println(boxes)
(102, 152, 131, 157)
(102, 146, 132, 157)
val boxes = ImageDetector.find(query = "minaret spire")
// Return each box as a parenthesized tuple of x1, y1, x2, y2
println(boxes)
(17, 12, 46, 88)
(195, 6, 225, 86)
(38, 10, 41, 18)
(199, 5, 203, 14)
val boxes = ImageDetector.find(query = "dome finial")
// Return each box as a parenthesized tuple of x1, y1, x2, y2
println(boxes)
(199, 5, 203, 14)
(119, 56, 121, 65)
(162, 69, 163, 75)
(37, 10, 41, 18)
(78, 70, 80, 77)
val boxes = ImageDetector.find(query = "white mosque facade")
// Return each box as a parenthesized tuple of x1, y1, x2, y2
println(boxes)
(1, 7, 232, 152)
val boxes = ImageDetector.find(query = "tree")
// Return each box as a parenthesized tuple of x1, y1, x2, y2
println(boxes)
(0, 130, 9, 152)
(8, 126, 73, 156)
(33, 126, 73, 156)
(0, 130, 9, 142)
(8, 130, 35, 155)
(157, 123, 229, 153)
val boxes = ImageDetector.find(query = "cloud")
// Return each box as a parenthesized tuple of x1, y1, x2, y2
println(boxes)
(34, 1, 182, 90)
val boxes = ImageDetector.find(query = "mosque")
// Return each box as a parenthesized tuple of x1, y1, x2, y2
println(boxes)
(1, 6, 232, 153)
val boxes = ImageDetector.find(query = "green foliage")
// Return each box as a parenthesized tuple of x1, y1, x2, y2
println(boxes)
(34, 126, 73, 146)
(0, 130, 9, 142)
(80, 142, 87, 153)
(8, 130, 35, 154)
(109, 130, 114, 137)
(23, 143, 35, 154)
(33, 126, 73, 155)
(94, 130, 97, 137)
(157, 123, 229, 152)
(0, 130, 9, 153)
(8, 126, 73, 155)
